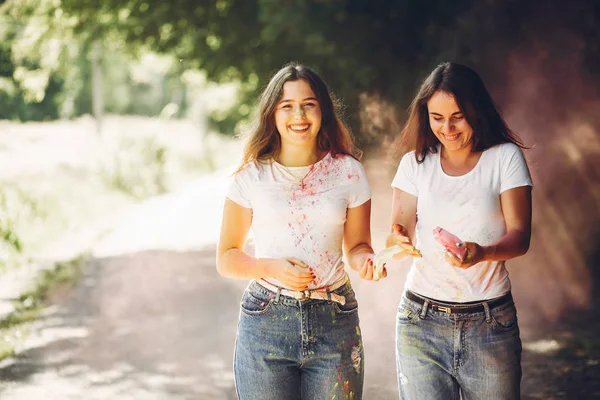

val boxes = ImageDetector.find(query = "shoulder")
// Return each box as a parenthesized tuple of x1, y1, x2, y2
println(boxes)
(333, 153, 363, 168)
(399, 150, 436, 171)
(488, 142, 523, 158)
(400, 150, 417, 166)
(483, 142, 528, 168)
(332, 153, 368, 176)
(234, 160, 268, 181)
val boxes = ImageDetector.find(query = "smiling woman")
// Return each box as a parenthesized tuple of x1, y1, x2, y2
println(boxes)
(385, 62, 533, 400)
(274, 80, 322, 153)
(216, 63, 375, 400)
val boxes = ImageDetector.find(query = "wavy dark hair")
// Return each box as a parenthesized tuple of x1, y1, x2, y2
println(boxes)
(237, 63, 358, 172)
(399, 62, 526, 162)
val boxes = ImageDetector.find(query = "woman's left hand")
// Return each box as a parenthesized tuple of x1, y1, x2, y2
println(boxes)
(445, 242, 485, 269)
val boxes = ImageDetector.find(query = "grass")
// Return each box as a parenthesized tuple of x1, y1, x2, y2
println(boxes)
(0, 254, 89, 361)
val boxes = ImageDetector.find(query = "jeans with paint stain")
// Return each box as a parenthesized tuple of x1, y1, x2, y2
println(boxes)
(396, 292, 522, 400)
(234, 280, 364, 400)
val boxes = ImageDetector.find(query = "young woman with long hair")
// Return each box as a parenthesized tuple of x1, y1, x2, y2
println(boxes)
(386, 62, 532, 399)
(217, 63, 376, 400)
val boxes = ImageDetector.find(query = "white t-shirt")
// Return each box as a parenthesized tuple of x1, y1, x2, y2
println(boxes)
(392, 142, 533, 302)
(227, 152, 371, 290)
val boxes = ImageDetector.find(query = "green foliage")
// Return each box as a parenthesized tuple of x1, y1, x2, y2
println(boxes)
(0, 0, 191, 122)
(0, 186, 44, 267)
(3, 0, 600, 139)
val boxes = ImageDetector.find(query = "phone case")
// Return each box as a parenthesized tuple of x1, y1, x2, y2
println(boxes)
(432, 226, 467, 261)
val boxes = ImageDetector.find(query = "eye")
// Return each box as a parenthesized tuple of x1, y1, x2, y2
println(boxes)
(303, 102, 316, 108)
(432, 117, 443, 122)
(452, 115, 464, 121)
(281, 104, 292, 109)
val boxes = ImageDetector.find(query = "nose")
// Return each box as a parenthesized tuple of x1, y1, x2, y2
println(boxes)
(293, 107, 306, 118)
(443, 119, 454, 132)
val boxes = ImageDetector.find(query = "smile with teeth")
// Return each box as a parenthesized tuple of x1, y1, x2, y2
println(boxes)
(441, 132, 460, 141)
(289, 124, 310, 133)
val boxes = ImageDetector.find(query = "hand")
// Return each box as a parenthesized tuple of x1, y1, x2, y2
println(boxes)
(268, 258, 316, 290)
(445, 242, 485, 269)
(385, 224, 422, 260)
(358, 254, 386, 281)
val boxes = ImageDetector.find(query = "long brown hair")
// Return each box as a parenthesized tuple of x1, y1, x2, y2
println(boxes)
(237, 63, 358, 171)
(399, 62, 526, 162)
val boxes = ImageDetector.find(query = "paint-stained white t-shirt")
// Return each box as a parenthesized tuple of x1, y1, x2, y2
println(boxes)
(392, 142, 532, 302)
(227, 152, 371, 289)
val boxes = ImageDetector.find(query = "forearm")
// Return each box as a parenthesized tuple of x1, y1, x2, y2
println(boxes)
(482, 229, 531, 262)
(217, 248, 274, 280)
(345, 242, 374, 272)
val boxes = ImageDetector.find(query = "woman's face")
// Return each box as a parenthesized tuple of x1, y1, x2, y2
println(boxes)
(427, 90, 474, 152)
(274, 79, 322, 149)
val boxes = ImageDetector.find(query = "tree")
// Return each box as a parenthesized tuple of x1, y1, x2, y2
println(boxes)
(4, 0, 600, 139)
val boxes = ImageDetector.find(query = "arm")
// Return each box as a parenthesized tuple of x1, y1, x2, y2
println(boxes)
(389, 188, 418, 241)
(446, 186, 532, 268)
(343, 200, 374, 273)
(216, 198, 314, 289)
(386, 188, 421, 258)
(216, 198, 267, 279)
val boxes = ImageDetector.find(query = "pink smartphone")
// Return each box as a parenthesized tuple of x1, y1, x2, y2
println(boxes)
(432, 226, 467, 261)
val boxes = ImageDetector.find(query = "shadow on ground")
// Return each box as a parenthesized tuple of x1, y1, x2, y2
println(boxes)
(0, 245, 242, 399)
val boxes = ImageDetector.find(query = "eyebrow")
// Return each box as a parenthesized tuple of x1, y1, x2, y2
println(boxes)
(429, 111, 463, 116)
(279, 97, 319, 103)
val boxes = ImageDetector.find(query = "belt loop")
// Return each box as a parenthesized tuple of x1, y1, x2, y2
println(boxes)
(326, 289, 332, 302)
(274, 287, 282, 304)
(420, 299, 430, 319)
(483, 301, 492, 323)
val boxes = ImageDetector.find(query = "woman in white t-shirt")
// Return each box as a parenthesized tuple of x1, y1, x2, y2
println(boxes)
(217, 63, 375, 400)
(386, 62, 533, 400)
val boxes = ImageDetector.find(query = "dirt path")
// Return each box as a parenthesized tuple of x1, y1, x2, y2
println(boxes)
(0, 163, 598, 399)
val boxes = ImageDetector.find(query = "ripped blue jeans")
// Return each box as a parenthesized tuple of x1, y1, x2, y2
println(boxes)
(234, 280, 364, 400)
(396, 291, 522, 400)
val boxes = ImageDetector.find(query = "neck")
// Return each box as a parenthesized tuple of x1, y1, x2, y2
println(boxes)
(278, 145, 321, 167)
(441, 144, 474, 164)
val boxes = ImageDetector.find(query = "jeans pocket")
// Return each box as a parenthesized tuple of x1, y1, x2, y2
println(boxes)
(491, 303, 518, 332)
(397, 303, 418, 324)
(333, 286, 359, 315)
(240, 290, 272, 316)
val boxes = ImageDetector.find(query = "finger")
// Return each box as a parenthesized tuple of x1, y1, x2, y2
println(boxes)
(284, 267, 315, 281)
(288, 272, 315, 282)
(358, 259, 370, 278)
(365, 260, 374, 281)
(411, 250, 423, 258)
(392, 223, 408, 236)
(286, 263, 315, 277)
(445, 251, 460, 267)
(397, 242, 417, 252)
(283, 276, 315, 288)
(387, 235, 411, 246)
(287, 257, 310, 269)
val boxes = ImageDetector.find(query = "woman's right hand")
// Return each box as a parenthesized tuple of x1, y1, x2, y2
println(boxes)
(266, 257, 316, 291)
(385, 224, 422, 259)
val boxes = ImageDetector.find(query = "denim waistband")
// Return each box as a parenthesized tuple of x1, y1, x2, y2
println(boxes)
(405, 290, 513, 315)
(255, 274, 349, 305)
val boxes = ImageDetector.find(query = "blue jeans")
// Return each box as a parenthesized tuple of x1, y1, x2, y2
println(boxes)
(396, 291, 522, 400)
(234, 280, 364, 400)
